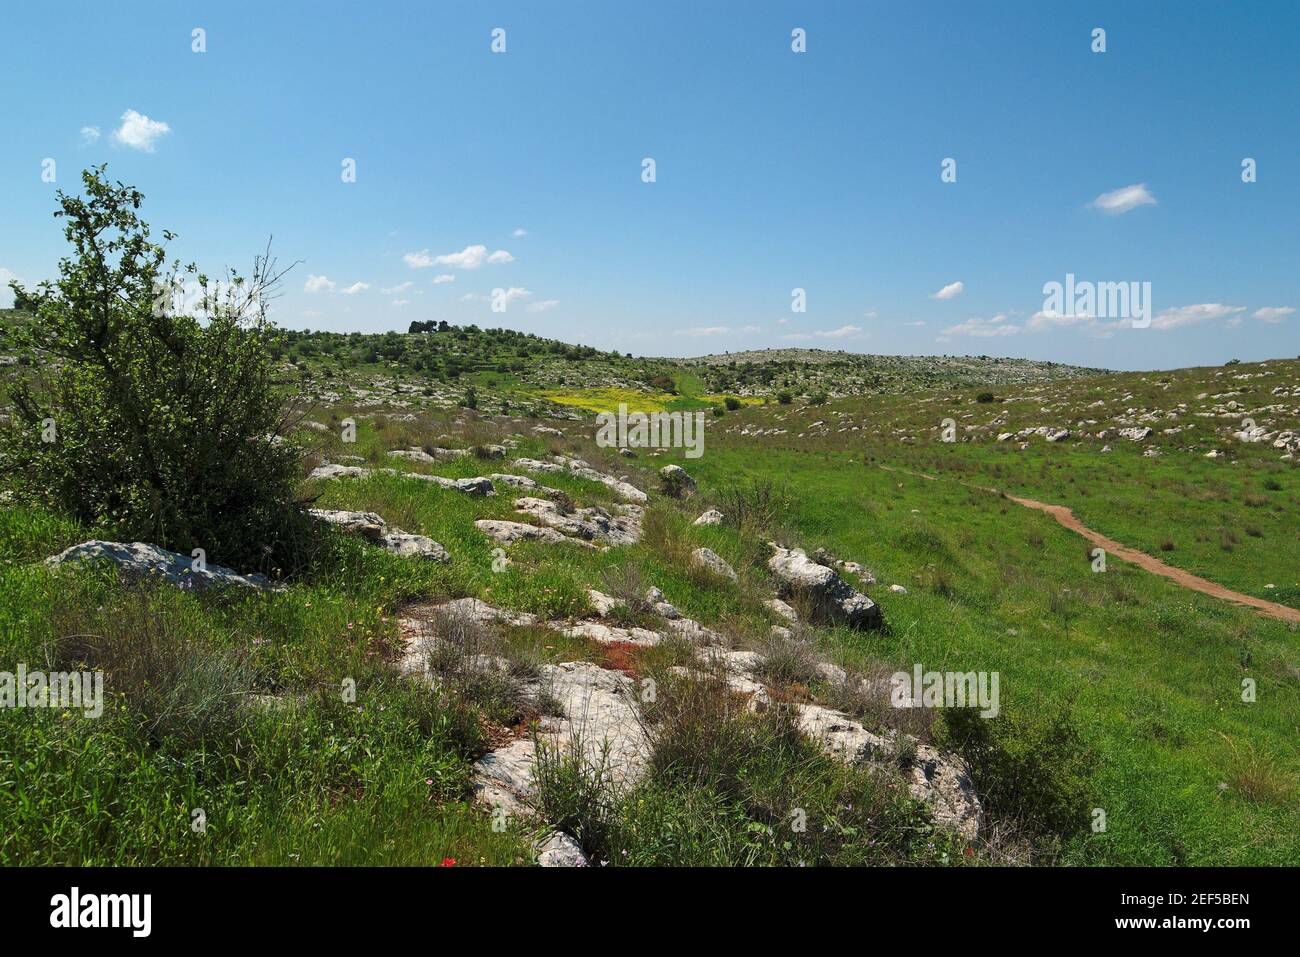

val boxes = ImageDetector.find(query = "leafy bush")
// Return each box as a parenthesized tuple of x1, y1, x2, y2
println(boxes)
(776, 390, 793, 405)
(976, 391, 995, 403)
(723, 396, 742, 411)
(939, 699, 1097, 850)
(808, 392, 828, 406)
(1, 167, 302, 572)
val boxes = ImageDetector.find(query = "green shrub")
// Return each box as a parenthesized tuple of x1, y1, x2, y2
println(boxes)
(939, 699, 1097, 850)
(776, 390, 793, 405)
(723, 396, 742, 411)
(1, 167, 302, 572)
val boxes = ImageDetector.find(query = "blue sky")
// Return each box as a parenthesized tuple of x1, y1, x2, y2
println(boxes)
(2, 1, 1297, 370)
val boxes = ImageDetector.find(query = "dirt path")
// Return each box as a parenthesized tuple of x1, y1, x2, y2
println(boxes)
(880, 465, 1300, 625)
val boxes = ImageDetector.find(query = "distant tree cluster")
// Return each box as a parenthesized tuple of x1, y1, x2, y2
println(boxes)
(408, 319, 451, 334)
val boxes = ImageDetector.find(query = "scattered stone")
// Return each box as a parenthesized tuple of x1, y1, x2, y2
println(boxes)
(660, 464, 697, 496)
(309, 508, 450, 561)
(889, 584, 908, 595)
(765, 597, 800, 622)
(586, 589, 625, 617)
(691, 546, 737, 582)
(767, 544, 882, 629)
(536, 831, 588, 867)
(693, 508, 725, 526)
(645, 586, 680, 619)
(1118, 427, 1153, 441)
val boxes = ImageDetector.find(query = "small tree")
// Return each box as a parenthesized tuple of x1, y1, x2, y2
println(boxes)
(1, 167, 302, 572)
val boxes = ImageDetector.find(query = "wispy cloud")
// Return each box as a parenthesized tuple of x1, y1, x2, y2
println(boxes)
(527, 299, 560, 313)
(1251, 306, 1295, 324)
(340, 282, 370, 295)
(512, 227, 528, 237)
(304, 274, 335, 294)
(405, 245, 513, 270)
(1090, 183, 1157, 215)
(943, 314, 1019, 337)
(1150, 302, 1243, 330)
(79, 126, 100, 145)
(932, 281, 964, 300)
(432, 274, 456, 284)
(381, 281, 413, 295)
(112, 109, 170, 152)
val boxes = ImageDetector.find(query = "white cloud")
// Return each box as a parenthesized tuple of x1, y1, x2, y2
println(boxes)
(905, 320, 926, 327)
(1026, 309, 1093, 331)
(405, 245, 514, 270)
(740, 325, 761, 333)
(863, 310, 879, 319)
(687, 326, 731, 337)
(432, 274, 456, 284)
(932, 281, 964, 300)
(112, 109, 170, 152)
(527, 299, 560, 313)
(460, 292, 485, 302)
(943, 314, 1020, 337)
(391, 299, 410, 307)
(304, 274, 336, 294)
(816, 325, 862, 339)
(1090, 183, 1157, 215)
(80, 126, 100, 145)
(1252, 306, 1295, 324)
(381, 281, 413, 295)
(340, 282, 370, 295)
(1150, 303, 1244, 330)
(512, 227, 528, 237)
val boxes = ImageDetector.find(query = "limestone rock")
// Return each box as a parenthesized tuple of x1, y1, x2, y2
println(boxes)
(46, 541, 276, 591)
(691, 546, 737, 582)
(767, 544, 882, 629)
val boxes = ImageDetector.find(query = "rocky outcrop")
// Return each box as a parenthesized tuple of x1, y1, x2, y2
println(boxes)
(513, 456, 647, 504)
(45, 541, 277, 591)
(796, 703, 982, 841)
(308, 463, 494, 496)
(513, 497, 643, 546)
(767, 544, 882, 629)
(474, 520, 578, 547)
(400, 595, 981, 856)
(693, 509, 725, 526)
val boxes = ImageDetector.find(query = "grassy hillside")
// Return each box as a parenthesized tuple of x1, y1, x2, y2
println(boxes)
(2, 306, 1296, 866)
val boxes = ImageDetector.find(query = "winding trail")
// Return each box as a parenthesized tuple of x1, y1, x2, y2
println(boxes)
(880, 465, 1300, 625)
